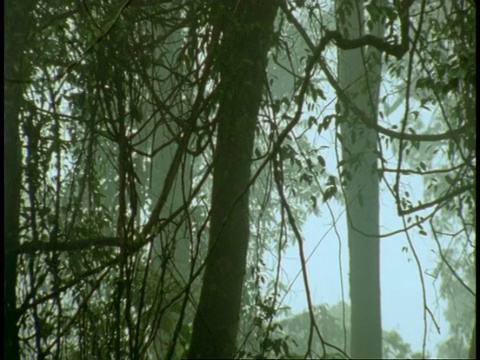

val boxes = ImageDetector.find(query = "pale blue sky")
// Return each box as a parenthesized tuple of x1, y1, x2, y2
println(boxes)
(275, 194, 448, 355)
(261, 70, 451, 355)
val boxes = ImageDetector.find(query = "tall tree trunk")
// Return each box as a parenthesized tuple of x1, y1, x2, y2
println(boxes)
(4, 1, 35, 358)
(468, 320, 476, 359)
(142, 18, 192, 358)
(188, 1, 278, 358)
(336, 0, 383, 358)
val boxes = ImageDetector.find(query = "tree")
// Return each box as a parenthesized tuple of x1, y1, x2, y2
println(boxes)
(5, 2, 207, 358)
(4, 1, 36, 358)
(280, 300, 425, 359)
(469, 322, 476, 359)
(188, 1, 279, 358)
(435, 243, 475, 358)
(378, 0, 475, 357)
(335, 0, 384, 357)
(5, 0, 474, 359)
(131, 3, 194, 356)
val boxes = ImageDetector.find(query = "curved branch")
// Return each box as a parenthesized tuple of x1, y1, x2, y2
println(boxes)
(280, 1, 465, 143)
(399, 184, 473, 216)
(10, 237, 121, 254)
(325, 30, 408, 60)
(321, 58, 467, 142)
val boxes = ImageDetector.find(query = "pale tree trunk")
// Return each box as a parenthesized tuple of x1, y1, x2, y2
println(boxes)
(5, 1, 35, 358)
(468, 239, 476, 359)
(146, 24, 191, 291)
(336, 0, 384, 358)
(468, 320, 476, 359)
(133, 11, 192, 357)
(146, 93, 192, 357)
(188, 1, 278, 358)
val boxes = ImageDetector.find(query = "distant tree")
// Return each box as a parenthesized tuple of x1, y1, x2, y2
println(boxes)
(335, 0, 385, 357)
(5, 0, 474, 359)
(435, 245, 475, 359)
(280, 301, 425, 359)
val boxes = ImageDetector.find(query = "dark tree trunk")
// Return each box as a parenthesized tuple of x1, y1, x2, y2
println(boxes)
(188, 1, 278, 358)
(4, 1, 35, 358)
(336, 0, 384, 358)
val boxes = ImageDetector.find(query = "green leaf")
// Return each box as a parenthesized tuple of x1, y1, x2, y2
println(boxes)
(310, 195, 317, 210)
(317, 155, 326, 167)
(323, 185, 336, 203)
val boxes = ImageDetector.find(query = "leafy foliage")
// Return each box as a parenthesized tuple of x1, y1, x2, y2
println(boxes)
(4, 0, 474, 358)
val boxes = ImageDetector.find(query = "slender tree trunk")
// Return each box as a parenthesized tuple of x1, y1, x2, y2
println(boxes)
(5, 1, 35, 358)
(143, 21, 192, 358)
(188, 1, 278, 358)
(468, 320, 476, 359)
(336, 0, 384, 358)
(4, 51, 23, 360)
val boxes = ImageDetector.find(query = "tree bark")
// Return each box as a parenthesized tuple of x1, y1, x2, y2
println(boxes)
(468, 313, 476, 358)
(140, 17, 193, 358)
(188, 1, 278, 358)
(336, 0, 383, 358)
(4, 1, 35, 358)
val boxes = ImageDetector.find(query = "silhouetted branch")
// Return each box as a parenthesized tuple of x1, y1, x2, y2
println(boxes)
(10, 237, 121, 254)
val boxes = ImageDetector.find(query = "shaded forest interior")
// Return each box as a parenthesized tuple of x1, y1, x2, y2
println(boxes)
(4, 0, 475, 359)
